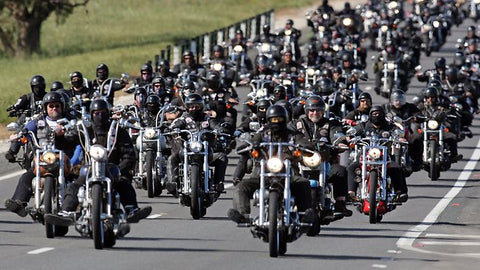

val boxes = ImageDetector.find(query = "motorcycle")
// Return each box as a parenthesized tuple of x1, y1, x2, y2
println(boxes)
(469, 0, 480, 22)
(305, 9, 335, 40)
(349, 129, 407, 223)
(244, 142, 320, 257)
(8, 119, 71, 238)
(165, 129, 228, 219)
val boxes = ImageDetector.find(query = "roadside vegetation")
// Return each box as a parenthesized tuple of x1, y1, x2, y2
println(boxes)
(0, 0, 314, 124)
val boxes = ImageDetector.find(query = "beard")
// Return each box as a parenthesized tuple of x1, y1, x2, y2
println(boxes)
(48, 111, 62, 120)
(309, 114, 322, 123)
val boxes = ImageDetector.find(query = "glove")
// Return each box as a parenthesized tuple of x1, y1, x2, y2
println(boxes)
(5, 152, 16, 163)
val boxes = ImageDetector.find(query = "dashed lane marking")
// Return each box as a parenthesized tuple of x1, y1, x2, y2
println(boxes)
(27, 247, 54, 254)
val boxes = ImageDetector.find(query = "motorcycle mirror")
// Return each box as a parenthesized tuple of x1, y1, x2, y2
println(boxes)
(249, 121, 261, 131)
(360, 114, 369, 123)
(415, 65, 422, 72)
(392, 116, 403, 124)
(121, 73, 130, 82)
(56, 118, 69, 125)
(346, 127, 357, 136)
(6, 122, 20, 132)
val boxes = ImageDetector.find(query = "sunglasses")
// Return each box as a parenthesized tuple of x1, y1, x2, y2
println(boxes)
(308, 109, 322, 113)
(92, 110, 108, 116)
(48, 104, 61, 109)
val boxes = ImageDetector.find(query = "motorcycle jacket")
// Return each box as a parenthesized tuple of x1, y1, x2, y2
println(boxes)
(383, 103, 421, 120)
(10, 92, 44, 117)
(66, 86, 94, 101)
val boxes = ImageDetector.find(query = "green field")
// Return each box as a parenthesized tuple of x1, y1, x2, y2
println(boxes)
(0, 0, 315, 124)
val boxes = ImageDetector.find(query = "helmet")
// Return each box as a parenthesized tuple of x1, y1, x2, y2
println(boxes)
(152, 76, 166, 86)
(146, 94, 161, 114)
(369, 105, 385, 118)
(468, 25, 476, 33)
(322, 69, 333, 78)
(445, 65, 458, 83)
(274, 99, 292, 121)
(50, 81, 64, 92)
(286, 19, 294, 26)
(358, 92, 372, 102)
(183, 51, 194, 59)
(206, 71, 221, 89)
(273, 85, 286, 101)
(89, 98, 110, 115)
(341, 53, 353, 62)
(434, 57, 446, 69)
(424, 86, 439, 98)
(304, 95, 326, 114)
(262, 24, 271, 34)
(266, 105, 288, 126)
(134, 87, 148, 106)
(390, 90, 406, 107)
(213, 45, 224, 55)
(42, 91, 66, 113)
(256, 55, 268, 66)
(70, 71, 84, 88)
(427, 79, 443, 92)
(30, 75, 46, 95)
(184, 93, 204, 109)
(140, 63, 153, 74)
(316, 78, 334, 95)
(256, 99, 272, 111)
(158, 59, 170, 68)
(235, 29, 243, 35)
(96, 63, 109, 80)
(182, 80, 196, 91)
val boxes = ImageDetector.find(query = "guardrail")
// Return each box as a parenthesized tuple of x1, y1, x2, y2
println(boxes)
(148, 9, 274, 72)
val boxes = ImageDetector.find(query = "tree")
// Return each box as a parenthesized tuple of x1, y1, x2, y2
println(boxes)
(0, 0, 89, 57)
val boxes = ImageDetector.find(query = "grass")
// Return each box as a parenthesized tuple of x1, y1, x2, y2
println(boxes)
(0, 0, 315, 125)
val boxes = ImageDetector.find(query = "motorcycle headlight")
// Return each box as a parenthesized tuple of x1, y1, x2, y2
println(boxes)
(381, 25, 389, 33)
(318, 25, 325, 32)
(90, 145, 107, 161)
(144, 128, 157, 139)
(333, 44, 340, 51)
(189, 141, 203, 153)
(283, 79, 292, 86)
(261, 43, 271, 53)
(212, 63, 223, 71)
(367, 148, 382, 160)
(387, 62, 395, 70)
(42, 151, 57, 165)
(342, 17, 352, 27)
(424, 25, 431, 31)
(365, 10, 373, 18)
(454, 103, 463, 111)
(303, 152, 321, 168)
(267, 157, 283, 173)
(256, 89, 266, 97)
(322, 13, 329, 20)
(234, 45, 243, 53)
(475, 0, 480, 4)
(433, 21, 440, 28)
(449, 96, 458, 103)
(427, 120, 440, 130)
(307, 68, 315, 76)
(388, 1, 398, 9)
(285, 29, 292, 36)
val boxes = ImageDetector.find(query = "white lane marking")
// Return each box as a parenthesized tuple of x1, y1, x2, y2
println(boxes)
(387, 250, 401, 254)
(225, 183, 233, 189)
(396, 139, 480, 258)
(420, 241, 480, 246)
(147, 214, 163, 219)
(425, 233, 480, 240)
(0, 170, 24, 181)
(372, 264, 387, 268)
(27, 247, 54, 254)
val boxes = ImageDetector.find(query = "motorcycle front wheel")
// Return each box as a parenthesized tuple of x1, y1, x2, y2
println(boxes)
(429, 140, 440, 181)
(368, 171, 378, 224)
(190, 164, 203, 219)
(44, 175, 55, 238)
(91, 183, 104, 249)
(146, 150, 155, 198)
(268, 190, 283, 257)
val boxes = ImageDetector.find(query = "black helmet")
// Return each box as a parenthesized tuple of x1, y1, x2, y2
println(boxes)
(256, 55, 269, 66)
(134, 87, 147, 98)
(304, 95, 326, 114)
(30, 75, 46, 95)
(134, 87, 148, 106)
(141, 63, 153, 74)
(50, 81, 64, 92)
(390, 90, 406, 106)
(341, 53, 353, 62)
(273, 85, 287, 101)
(427, 79, 443, 92)
(182, 80, 196, 91)
(263, 24, 271, 33)
(70, 71, 83, 81)
(213, 45, 224, 55)
(468, 25, 476, 33)
(185, 93, 204, 109)
(434, 57, 446, 69)
(96, 63, 109, 80)
(316, 78, 334, 95)
(321, 69, 333, 78)
(358, 92, 372, 102)
(146, 94, 161, 114)
(256, 99, 272, 111)
(235, 29, 243, 35)
(424, 86, 439, 98)
(158, 58, 170, 68)
(42, 91, 66, 113)
(89, 98, 110, 114)
(183, 50, 194, 59)
(286, 19, 294, 26)
(152, 76, 166, 86)
(266, 104, 287, 123)
(274, 99, 292, 121)
(206, 71, 221, 89)
(369, 105, 385, 118)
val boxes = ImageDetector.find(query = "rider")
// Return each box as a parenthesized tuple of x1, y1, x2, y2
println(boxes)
(165, 93, 229, 195)
(227, 105, 315, 224)
(44, 99, 152, 225)
(50, 81, 65, 92)
(278, 19, 302, 61)
(4, 92, 80, 217)
(291, 96, 352, 217)
(88, 63, 126, 105)
(66, 71, 93, 101)
(6, 75, 47, 124)
(346, 106, 409, 203)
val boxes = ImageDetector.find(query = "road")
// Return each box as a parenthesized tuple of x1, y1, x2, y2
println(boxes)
(1, 5, 480, 270)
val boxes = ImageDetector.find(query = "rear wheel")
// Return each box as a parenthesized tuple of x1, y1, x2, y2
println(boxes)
(190, 164, 203, 219)
(91, 183, 104, 249)
(369, 171, 378, 224)
(44, 176, 55, 238)
(268, 191, 280, 257)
